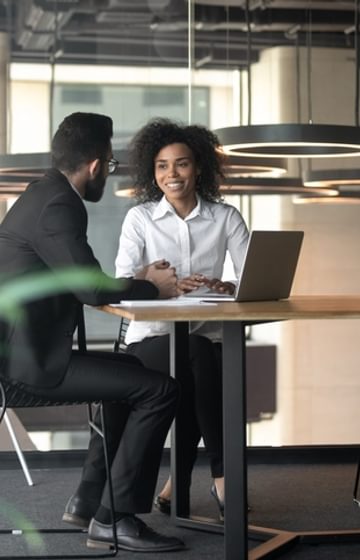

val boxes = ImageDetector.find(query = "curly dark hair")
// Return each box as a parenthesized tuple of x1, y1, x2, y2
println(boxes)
(128, 118, 225, 203)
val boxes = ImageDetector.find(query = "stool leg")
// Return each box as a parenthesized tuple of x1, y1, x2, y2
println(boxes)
(87, 403, 118, 554)
(4, 411, 34, 486)
(100, 404, 118, 554)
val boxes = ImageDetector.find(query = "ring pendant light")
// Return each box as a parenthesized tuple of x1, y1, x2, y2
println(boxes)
(217, 123, 360, 158)
(304, 168, 360, 188)
(223, 154, 287, 177)
(294, 183, 360, 205)
(218, 1, 303, 194)
(304, 0, 360, 189)
(219, 7, 340, 199)
(0, 150, 131, 199)
(215, 4, 360, 160)
(220, 176, 338, 197)
(213, 4, 288, 177)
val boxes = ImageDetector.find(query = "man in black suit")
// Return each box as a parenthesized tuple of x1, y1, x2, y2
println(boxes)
(0, 112, 184, 552)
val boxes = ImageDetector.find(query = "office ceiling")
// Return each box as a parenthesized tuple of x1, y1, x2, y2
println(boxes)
(0, 0, 358, 70)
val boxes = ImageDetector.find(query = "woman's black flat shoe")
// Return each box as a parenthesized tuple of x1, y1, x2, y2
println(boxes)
(210, 484, 224, 521)
(154, 495, 171, 515)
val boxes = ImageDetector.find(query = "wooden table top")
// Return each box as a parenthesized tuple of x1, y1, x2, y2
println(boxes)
(97, 295, 360, 322)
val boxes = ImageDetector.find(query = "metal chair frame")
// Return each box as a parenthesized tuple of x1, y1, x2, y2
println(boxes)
(0, 307, 119, 559)
(0, 377, 118, 560)
(113, 317, 129, 354)
(0, 376, 118, 559)
(3, 409, 34, 486)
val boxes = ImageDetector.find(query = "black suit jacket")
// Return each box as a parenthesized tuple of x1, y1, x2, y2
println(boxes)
(0, 169, 157, 388)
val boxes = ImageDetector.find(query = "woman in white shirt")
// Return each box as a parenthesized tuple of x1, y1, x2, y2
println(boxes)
(115, 118, 249, 520)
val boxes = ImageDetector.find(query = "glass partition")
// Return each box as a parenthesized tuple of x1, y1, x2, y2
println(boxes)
(2, 1, 360, 450)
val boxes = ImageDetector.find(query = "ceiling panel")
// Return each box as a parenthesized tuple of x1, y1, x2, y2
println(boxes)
(0, 0, 357, 68)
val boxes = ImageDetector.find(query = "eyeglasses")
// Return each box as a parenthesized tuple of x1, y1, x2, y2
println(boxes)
(105, 158, 119, 174)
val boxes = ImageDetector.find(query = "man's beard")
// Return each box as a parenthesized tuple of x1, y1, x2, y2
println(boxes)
(83, 172, 106, 202)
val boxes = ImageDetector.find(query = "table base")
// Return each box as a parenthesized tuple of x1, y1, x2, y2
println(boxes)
(175, 517, 360, 559)
(249, 526, 360, 559)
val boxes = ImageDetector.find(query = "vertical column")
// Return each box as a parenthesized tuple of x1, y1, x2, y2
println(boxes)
(0, 31, 9, 219)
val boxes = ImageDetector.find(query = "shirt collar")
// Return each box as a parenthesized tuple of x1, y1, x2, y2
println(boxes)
(152, 194, 215, 221)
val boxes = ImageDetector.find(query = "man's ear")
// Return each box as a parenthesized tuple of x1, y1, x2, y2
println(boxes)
(88, 158, 101, 178)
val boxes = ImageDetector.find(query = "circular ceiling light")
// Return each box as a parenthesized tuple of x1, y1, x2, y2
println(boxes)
(0, 152, 51, 175)
(220, 176, 338, 196)
(223, 155, 287, 177)
(0, 149, 130, 176)
(0, 151, 131, 199)
(0, 175, 32, 199)
(293, 194, 360, 205)
(114, 177, 134, 198)
(215, 124, 360, 158)
(303, 168, 360, 187)
(294, 184, 360, 204)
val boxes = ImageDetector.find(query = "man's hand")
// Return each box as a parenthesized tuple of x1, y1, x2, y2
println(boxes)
(136, 260, 178, 299)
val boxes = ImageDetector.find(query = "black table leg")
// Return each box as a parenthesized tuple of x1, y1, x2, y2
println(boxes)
(170, 321, 190, 519)
(169, 320, 248, 550)
(223, 321, 248, 559)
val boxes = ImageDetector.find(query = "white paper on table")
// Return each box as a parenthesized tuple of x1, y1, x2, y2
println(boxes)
(110, 297, 217, 307)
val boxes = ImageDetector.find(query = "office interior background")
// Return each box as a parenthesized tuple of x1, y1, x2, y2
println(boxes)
(0, 0, 360, 451)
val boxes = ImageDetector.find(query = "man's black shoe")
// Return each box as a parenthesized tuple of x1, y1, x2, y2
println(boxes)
(62, 494, 99, 528)
(87, 515, 185, 552)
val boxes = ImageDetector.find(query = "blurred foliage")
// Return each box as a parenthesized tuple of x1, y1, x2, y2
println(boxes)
(0, 267, 125, 323)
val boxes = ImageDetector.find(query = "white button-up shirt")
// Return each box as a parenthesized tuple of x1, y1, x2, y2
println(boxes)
(115, 195, 249, 344)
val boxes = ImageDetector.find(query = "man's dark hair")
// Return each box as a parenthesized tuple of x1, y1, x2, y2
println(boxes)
(51, 112, 113, 173)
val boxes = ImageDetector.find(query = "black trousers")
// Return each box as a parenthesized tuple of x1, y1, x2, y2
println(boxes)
(30, 350, 179, 513)
(127, 334, 224, 490)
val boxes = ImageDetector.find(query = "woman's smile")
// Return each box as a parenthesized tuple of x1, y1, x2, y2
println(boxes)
(154, 142, 199, 213)
(165, 180, 185, 190)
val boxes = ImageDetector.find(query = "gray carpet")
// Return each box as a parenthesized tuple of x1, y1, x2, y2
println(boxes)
(1, 457, 360, 558)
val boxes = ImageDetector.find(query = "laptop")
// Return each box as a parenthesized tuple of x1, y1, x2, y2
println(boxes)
(183, 230, 304, 302)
